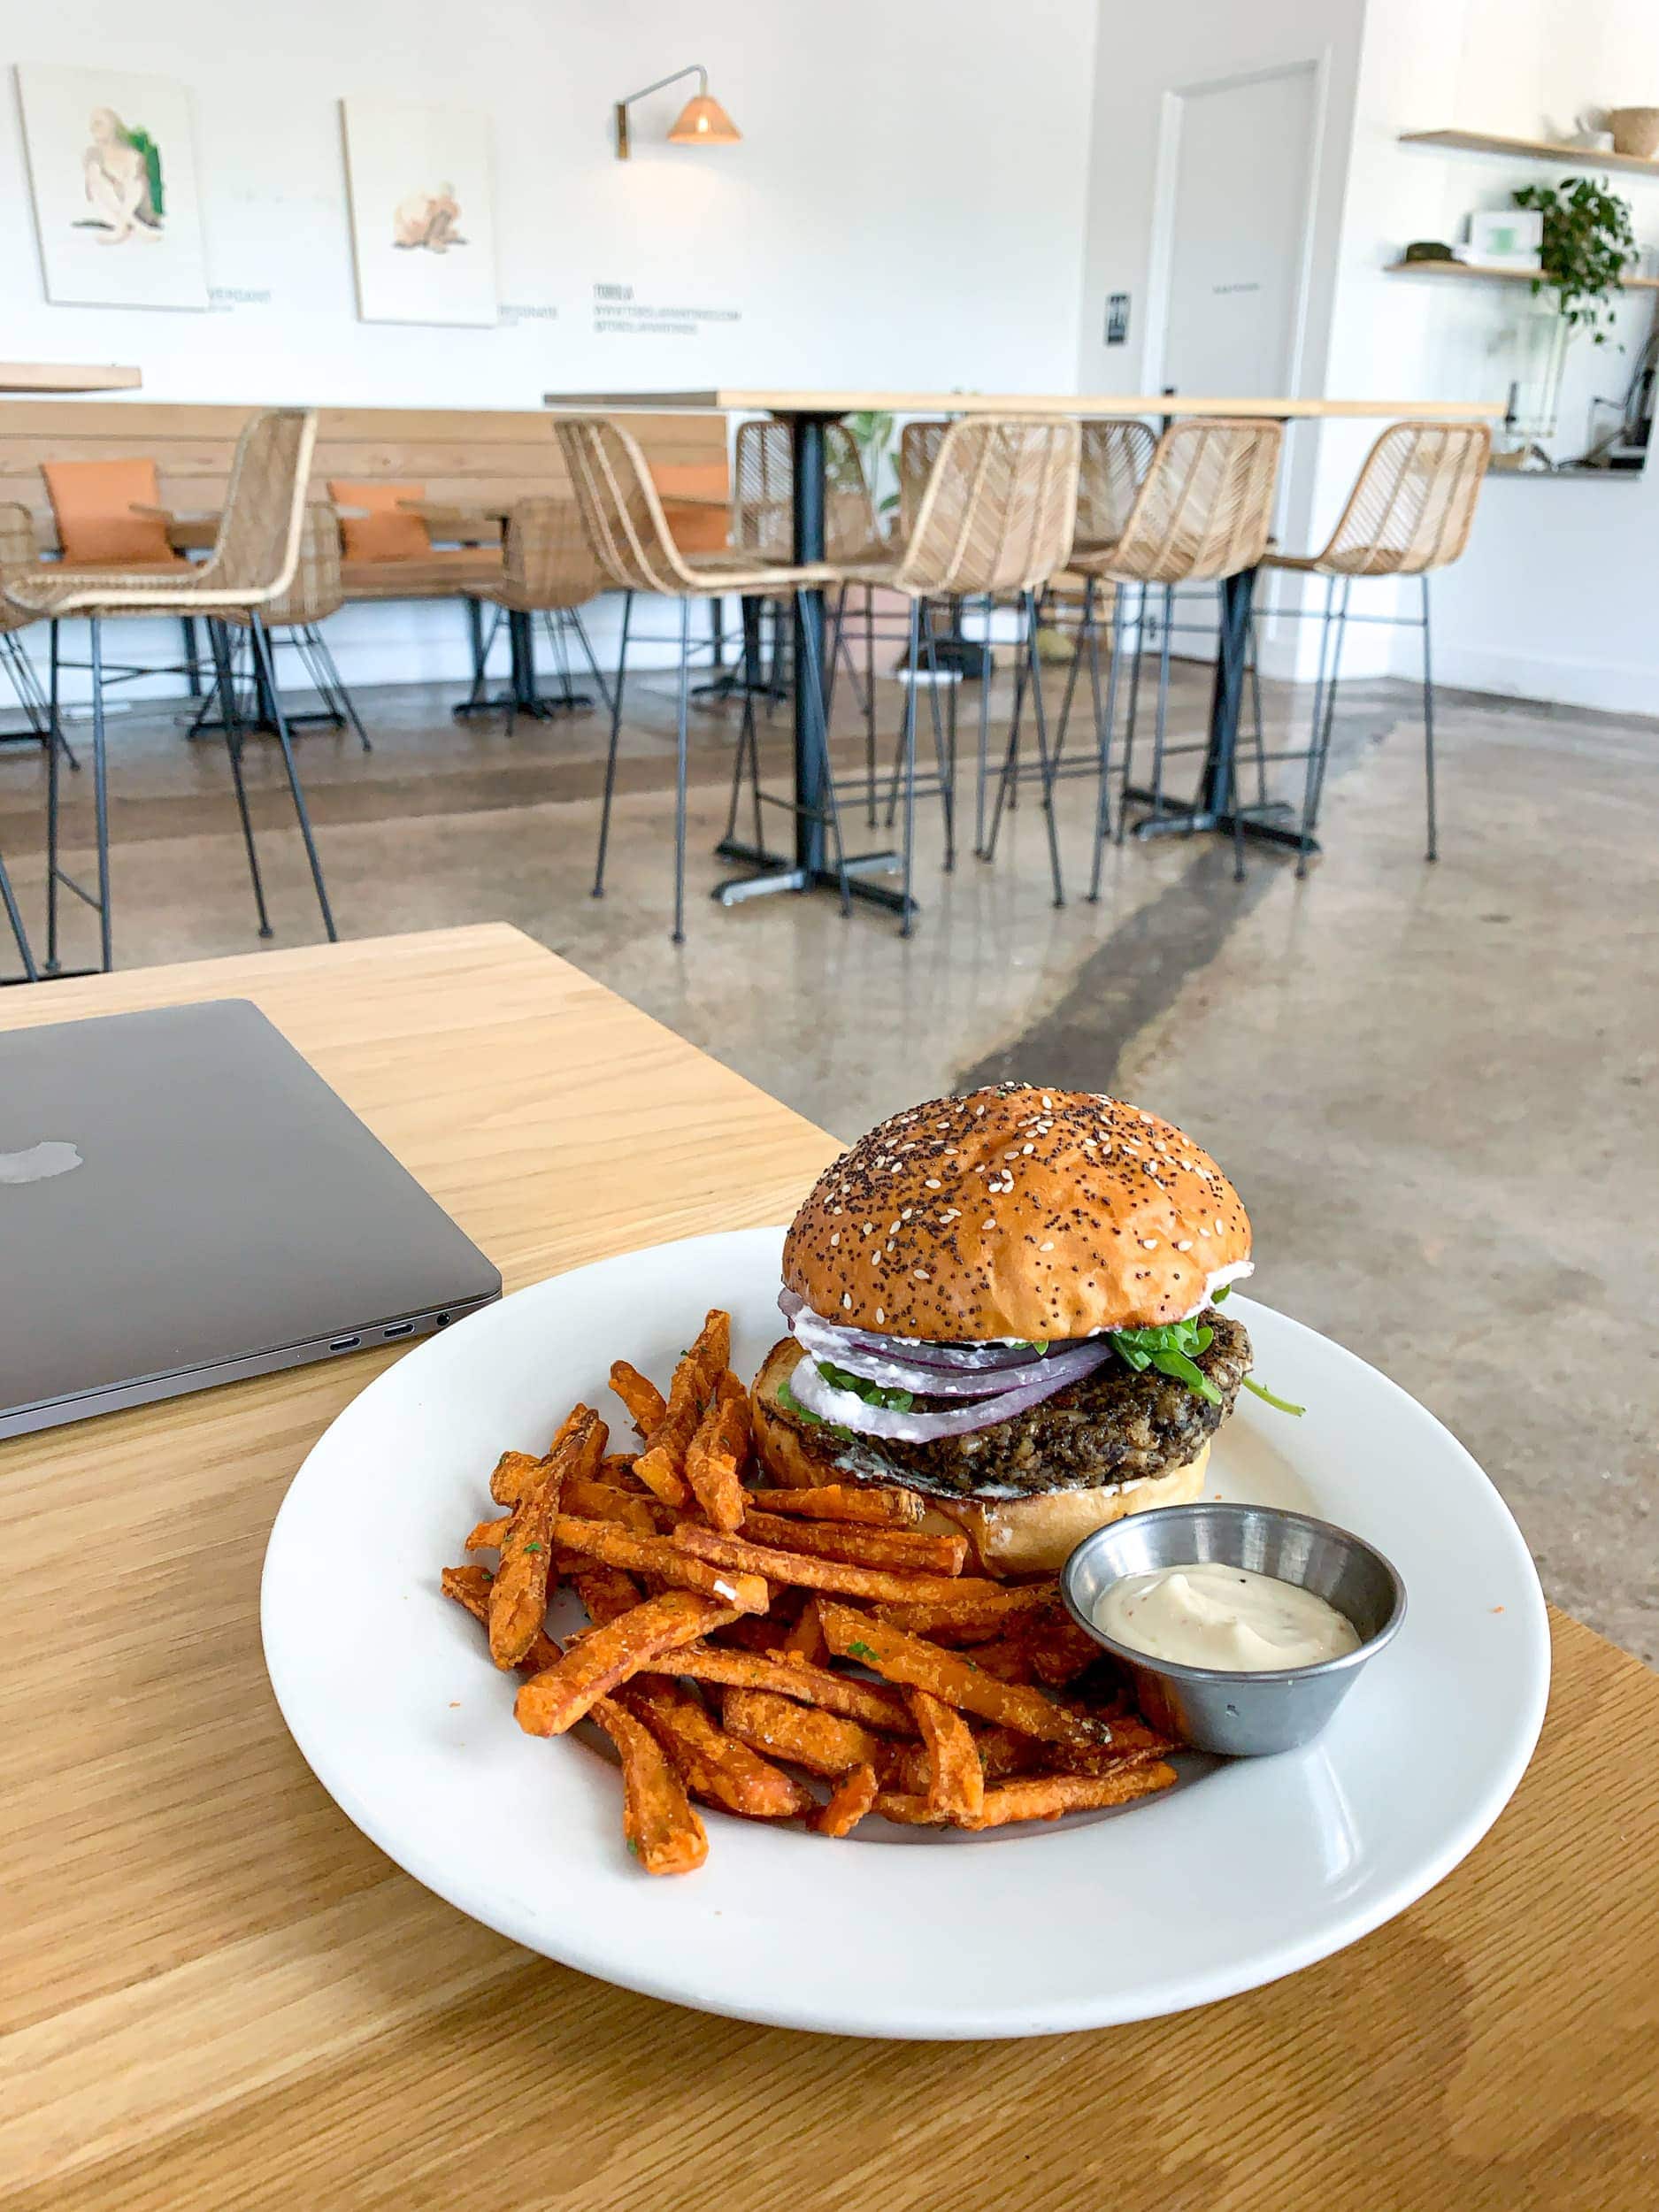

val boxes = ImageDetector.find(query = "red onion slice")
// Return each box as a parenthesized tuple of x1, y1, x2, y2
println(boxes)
(792, 1321, 1115, 1400)
(781, 1294, 1045, 1373)
(787, 1343, 1114, 1440)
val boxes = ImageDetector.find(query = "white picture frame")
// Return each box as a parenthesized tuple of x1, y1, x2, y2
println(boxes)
(342, 97, 498, 326)
(16, 63, 210, 311)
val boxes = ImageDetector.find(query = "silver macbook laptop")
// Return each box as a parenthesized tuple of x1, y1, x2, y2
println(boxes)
(0, 998, 502, 1440)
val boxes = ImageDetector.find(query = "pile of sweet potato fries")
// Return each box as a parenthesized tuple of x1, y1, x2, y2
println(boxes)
(442, 1308, 1179, 1874)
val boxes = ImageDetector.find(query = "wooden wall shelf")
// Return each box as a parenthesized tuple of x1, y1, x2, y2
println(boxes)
(0, 363, 142, 396)
(1400, 127, 1659, 177)
(1386, 257, 1659, 291)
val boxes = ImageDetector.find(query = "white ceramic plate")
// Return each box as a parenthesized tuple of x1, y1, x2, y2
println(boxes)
(261, 1227, 1548, 2039)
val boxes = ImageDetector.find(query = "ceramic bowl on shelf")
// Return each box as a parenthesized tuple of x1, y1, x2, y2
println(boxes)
(1609, 106, 1659, 158)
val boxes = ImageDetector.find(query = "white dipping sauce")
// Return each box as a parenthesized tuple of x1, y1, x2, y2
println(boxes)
(1094, 1562, 1361, 1671)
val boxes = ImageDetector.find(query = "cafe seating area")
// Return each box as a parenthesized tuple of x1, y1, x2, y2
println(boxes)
(0, 4, 1655, 2202)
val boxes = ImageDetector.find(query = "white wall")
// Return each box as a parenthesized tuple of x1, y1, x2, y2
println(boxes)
(0, 0, 1099, 695)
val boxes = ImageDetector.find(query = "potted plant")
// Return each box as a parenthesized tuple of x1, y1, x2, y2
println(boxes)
(1510, 176, 1638, 455)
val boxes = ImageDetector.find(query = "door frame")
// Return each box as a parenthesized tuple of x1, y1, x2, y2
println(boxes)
(1140, 55, 1329, 401)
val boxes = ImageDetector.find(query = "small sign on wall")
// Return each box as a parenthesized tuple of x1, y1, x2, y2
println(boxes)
(1105, 292, 1130, 346)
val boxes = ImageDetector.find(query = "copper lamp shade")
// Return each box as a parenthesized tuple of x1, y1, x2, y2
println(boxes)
(615, 65, 739, 158)
(667, 93, 741, 146)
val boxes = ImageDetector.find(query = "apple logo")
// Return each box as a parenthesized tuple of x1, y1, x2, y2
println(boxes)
(0, 1140, 84, 1187)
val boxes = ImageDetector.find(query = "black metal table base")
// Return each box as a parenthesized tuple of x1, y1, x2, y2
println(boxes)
(1124, 789, 1315, 855)
(451, 690, 595, 722)
(713, 837, 914, 917)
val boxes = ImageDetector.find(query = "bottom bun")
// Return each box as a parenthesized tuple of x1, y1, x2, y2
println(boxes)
(750, 1336, 1212, 1577)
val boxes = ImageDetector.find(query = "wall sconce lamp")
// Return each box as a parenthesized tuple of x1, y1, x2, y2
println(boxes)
(614, 65, 741, 160)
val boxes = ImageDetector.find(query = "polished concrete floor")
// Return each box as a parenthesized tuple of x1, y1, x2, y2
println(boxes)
(2, 641, 1654, 1663)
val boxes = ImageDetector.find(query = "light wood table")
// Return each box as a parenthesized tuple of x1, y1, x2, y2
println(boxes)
(0, 364, 142, 396)
(2, 923, 1654, 2211)
(544, 388, 1506, 420)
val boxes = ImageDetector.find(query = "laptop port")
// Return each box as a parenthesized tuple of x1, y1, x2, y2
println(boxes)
(329, 1334, 360, 1352)
(382, 1321, 415, 1340)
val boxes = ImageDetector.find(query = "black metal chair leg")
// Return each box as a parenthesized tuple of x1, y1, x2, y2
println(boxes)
(565, 607, 614, 721)
(1298, 579, 1348, 879)
(1420, 575, 1439, 862)
(1023, 589, 1065, 907)
(863, 588, 878, 826)
(0, 837, 35, 982)
(672, 595, 691, 946)
(973, 594, 994, 858)
(180, 614, 204, 699)
(1116, 585, 1149, 842)
(1148, 584, 1175, 826)
(209, 620, 273, 938)
(45, 620, 61, 972)
(592, 591, 632, 896)
(722, 597, 762, 847)
(250, 612, 335, 941)
(311, 630, 372, 752)
(796, 589, 852, 916)
(919, 601, 955, 872)
(898, 600, 920, 937)
(1087, 588, 1124, 903)
(89, 617, 112, 972)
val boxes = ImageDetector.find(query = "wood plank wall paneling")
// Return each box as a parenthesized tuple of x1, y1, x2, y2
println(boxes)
(0, 403, 729, 552)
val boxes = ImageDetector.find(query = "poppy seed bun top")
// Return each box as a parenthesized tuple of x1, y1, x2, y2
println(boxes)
(783, 1085, 1251, 1340)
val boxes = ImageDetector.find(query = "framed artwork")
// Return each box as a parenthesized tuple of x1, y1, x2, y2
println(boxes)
(341, 97, 498, 326)
(16, 64, 210, 311)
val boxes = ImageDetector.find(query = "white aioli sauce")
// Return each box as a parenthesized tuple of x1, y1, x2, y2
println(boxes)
(1094, 1562, 1361, 1671)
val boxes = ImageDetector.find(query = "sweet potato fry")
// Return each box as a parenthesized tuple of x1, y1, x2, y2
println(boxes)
(597, 1694, 709, 1875)
(966, 1763, 1178, 1827)
(961, 1637, 1037, 1682)
(489, 1409, 597, 1668)
(870, 1584, 1055, 1639)
(871, 1791, 945, 1826)
(552, 1515, 770, 1613)
(782, 1595, 829, 1668)
(671, 1525, 1004, 1609)
(599, 1451, 646, 1486)
(741, 1508, 967, 1578)
(684, 1390, 749, 1533)
(573, 1564, 642, 1626)
(622, 1678, 812, 1819)
(1005, 1594, 1103, 1689)
(444, 1568, 705, 1875)
(488, 1449, 546, 1509)
(609, 1360, 667, 1438)
(909, 1688, 985, 1824)
(716, 1369, 747, 1407)
(816, 1762, 880, 1838)
(634, 1311, 731, 1503)
(514, 1591, 740, 1736)
(465, 1514, 511, 1554)
(889, 1722, 1040, 1796)
(720, 1686, 890, 1778)
(818, 1602, 1109, 1751)
(745, 1483, 925, 1529)
(442, 1564, 562, 1677)
(562, 1478, 661, 1536)
(649, 1643, 915, 1731)
(1035, 1713, 1175, 1776)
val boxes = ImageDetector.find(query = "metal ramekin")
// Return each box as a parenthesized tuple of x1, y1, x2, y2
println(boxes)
(1061, 1502, 1407, 1756)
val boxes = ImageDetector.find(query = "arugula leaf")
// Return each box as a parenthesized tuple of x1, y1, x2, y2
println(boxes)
(1108, 1318, 1223, 1405)
(846, 1639, 878, 1663)
(1242, 1375, 1305, 1417)
(777, 1377, 853, 1442)
(1211, 1285, 1231, 1304)
(817, 1358, 915, 1414)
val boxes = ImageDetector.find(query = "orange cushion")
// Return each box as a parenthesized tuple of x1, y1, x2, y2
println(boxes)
(42, 458, 185, 567)
(326, 480, 433, 563)
(652, 462, 730, 554)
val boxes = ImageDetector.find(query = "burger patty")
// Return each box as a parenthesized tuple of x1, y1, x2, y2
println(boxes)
(805, 1309, 1251, 1499)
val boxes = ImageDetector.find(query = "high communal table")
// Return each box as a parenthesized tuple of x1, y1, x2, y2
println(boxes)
(2, 920, 1655, 2209)
(544, 390, 1503, 895)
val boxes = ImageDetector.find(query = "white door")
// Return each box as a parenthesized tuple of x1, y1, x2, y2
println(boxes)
(1157, 64, 1318, 397)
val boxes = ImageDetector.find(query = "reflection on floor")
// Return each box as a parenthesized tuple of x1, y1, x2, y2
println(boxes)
(2, 650, 1653, 1663)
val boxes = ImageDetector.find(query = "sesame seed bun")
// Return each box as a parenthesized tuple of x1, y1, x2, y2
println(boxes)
(783, 1086, 1251, 1340)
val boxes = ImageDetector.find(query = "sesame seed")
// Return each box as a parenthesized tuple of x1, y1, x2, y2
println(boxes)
(1176, 1239, 1193, 1251)
(841, 1293, 852, 1310)
(829, 1232, 840, 1247)
(924, 1178, 941, 1189)
(1040, 1240, 1055, 1252)
(875, 1308, 885, 1324)
(1141, 1238, 1158, 1250)
(913, 1269, 930, 1282)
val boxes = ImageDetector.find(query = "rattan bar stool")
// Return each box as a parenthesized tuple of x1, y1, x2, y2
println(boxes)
(828, 416, 1081, 922)
(4, 409, 334, 971)
(461, 495, 612, 735)
(217, 503, 372, 753)
(1257, 419, 1490, 872)
(554, 415, 850, 945)
(987, 419, 1279, 899)
(0, 500, 75, 773)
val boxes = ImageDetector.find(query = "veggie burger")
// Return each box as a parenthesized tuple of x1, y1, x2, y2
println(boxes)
(752, 1085, 1297, 1576)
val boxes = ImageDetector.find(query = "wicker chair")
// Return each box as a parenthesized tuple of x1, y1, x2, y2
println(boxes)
(897, 420, 949, 541)
(460, 495, 611, 733)
(825, 416, 1081, 923)
(1259, 420, 1490, 872)
(553, 415, 849, 944)
(4, 409, 334, 971)
(218, 503, 371, 753)
(1017, 418, 1281, 899)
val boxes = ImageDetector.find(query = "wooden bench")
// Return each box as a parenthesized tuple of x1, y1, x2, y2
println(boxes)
(0, 402, 730, 603)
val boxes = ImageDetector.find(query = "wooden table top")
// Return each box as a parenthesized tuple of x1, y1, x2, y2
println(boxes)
(0, 363, 142, 396)
(544, 388, 1506, 421)
(2, 923, 1654, 2210)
